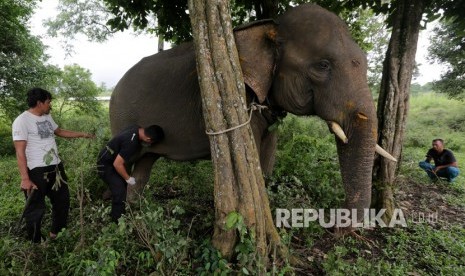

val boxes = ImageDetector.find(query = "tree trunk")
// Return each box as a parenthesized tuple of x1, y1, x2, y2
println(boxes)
(157, 34, 164, 52)
(373, 0, 425, 221)
(253, 0, 279, 19)
(187, 0, 287, 266)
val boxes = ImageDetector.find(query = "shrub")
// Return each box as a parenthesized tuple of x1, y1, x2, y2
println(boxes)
(271, 115, 344, 210)
(0, 121, 14, 156)
(58, 202, 190, 275)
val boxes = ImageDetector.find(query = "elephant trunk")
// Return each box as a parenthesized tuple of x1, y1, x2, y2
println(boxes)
(335, 112, 376, 226)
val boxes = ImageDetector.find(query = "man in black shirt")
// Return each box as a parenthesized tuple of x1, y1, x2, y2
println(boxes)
(97, 125, 164, 222)
(419, 138, 459, 183)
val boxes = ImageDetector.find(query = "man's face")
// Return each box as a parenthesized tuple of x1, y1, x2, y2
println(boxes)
(38, 99, 52, 115)
(432, 141, 444, 152)
(141, 131, 153, 144)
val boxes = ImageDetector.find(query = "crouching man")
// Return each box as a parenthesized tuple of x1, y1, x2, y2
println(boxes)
(97, 125, 164, 222)
(419, 138, 459, 183)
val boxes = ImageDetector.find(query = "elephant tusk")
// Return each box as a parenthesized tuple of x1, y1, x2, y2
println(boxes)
(329, 121, 397, 163)
(329, 121, 348, 144)
(357, 113, 368, 120)
(375, 145, 397, 162)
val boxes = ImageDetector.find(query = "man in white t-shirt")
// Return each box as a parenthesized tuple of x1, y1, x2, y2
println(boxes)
(12, 87, 94, 243)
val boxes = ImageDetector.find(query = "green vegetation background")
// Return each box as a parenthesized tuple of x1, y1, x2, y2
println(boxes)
(0, 92, 464, 275)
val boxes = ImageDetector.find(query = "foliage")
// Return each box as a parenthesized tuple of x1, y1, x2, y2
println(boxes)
(49, 0, 388, 48)
(47, 0, 390, 99)
(313, 0, 464, 29)
(271, 115, 345, 211)
(103, 0, 294, 44)
(231, 0, 290, 23)
(195, 240, 232, 275)
(0, 0, 60, 122)
(57, 205, 190, 275)
(0, 157, 24, 228)
(49, 0, 285, 45)
(1, 91, 465, 274)
(320, 224, 465, 275)
(52, 64, 104, 119)
(401, 92, 465, 187)
(46, 0, 116, 42)
(196, 211, 293, 274)
(55, 108, 111, 199)
(381, 224, 465, 274)
(0, 115, 15, 155)
(404, 92, 465, 151)
(362, 12, 389, 91)
(410, 82, 433, 95)
(428, 19, 465, 99)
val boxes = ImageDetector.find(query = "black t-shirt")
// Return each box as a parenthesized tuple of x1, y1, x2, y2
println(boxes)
(98, 125, 141, 165)
(426, 148, 457, 167)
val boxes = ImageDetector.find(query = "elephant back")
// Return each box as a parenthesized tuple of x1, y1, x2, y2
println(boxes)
(109, 42, 210, 160)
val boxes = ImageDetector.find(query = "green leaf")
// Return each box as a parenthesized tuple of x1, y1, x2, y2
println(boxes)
(43, 148, 56, 165)
(225, 211, 239, 230)
(242, 267, 250, 275)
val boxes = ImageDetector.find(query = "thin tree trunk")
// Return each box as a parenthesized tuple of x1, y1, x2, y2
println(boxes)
(157, 34, 164, 52)
(374, 0, 425, 221)
(188, 0, 287, 266)
(253, 0, 279, 19)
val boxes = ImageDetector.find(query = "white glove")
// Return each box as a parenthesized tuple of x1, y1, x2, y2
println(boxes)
(126, 176, 136, 185)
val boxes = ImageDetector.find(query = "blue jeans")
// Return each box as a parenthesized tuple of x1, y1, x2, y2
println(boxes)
(419, 161, 460, 182)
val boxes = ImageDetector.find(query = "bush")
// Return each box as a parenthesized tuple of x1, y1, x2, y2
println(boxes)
(270, 115, 344, 210)
(2, 92, 465, 274)
(58, 203, 190, 275)
(0, 121, 14, 156)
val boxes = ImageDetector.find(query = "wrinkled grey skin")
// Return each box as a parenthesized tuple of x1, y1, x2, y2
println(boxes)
(110, 4, 377, 217)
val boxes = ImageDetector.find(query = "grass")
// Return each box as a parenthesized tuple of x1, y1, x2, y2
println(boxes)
(0, 91, 464, 274)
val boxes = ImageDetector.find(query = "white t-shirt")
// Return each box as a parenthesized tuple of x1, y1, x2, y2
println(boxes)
(12, 111, 61, 169)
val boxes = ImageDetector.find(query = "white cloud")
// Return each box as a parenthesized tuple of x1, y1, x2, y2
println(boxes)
(30, 0, 160, 88)
(414, 22, 446, 85)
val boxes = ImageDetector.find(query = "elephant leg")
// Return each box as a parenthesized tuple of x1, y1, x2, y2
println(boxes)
(259, 130, 278, 177)
(251, 111, 279, 178)
(127, 153, 159, 202)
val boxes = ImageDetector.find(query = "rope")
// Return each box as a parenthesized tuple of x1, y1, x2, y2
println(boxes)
(205, 102, 268, 135)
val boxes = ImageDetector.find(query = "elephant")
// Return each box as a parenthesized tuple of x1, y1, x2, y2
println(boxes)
(109, 4, 395, 223)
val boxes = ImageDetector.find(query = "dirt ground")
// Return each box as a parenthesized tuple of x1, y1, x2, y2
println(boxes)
(295, 176, 465, 274)
(395, 176, 465, 227)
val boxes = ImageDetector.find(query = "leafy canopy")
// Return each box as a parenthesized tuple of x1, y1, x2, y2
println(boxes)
(428, 19, 465, 99)
(53, 64, 104, 119)
(0, 0, 59, 121)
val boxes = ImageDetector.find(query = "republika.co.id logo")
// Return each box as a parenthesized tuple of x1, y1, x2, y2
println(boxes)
(276, 208, 410, 228)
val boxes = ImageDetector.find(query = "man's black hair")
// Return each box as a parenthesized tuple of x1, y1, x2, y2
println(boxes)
(27, 87, 52, 108)
(144, 125, 164, 142)
(433, 138, 444, 144)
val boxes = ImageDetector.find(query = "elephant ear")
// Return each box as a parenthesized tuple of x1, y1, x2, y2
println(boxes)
(234, 20, 278, 103)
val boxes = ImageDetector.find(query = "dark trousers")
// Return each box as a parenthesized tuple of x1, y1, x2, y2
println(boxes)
(97, 164, 127, 222)
(25, 163, 70, 243)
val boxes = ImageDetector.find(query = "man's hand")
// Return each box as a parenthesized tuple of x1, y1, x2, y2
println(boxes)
(126, 177, 136, 186)
(21, 179, 37, 195)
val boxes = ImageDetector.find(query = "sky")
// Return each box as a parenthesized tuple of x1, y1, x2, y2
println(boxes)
(30, 0, 161, 88)
(30, 1, 442, 88)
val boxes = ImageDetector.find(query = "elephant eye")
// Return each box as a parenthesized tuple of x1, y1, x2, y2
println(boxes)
(317, 60, 331, 71)
(309, 60, 331, 82)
